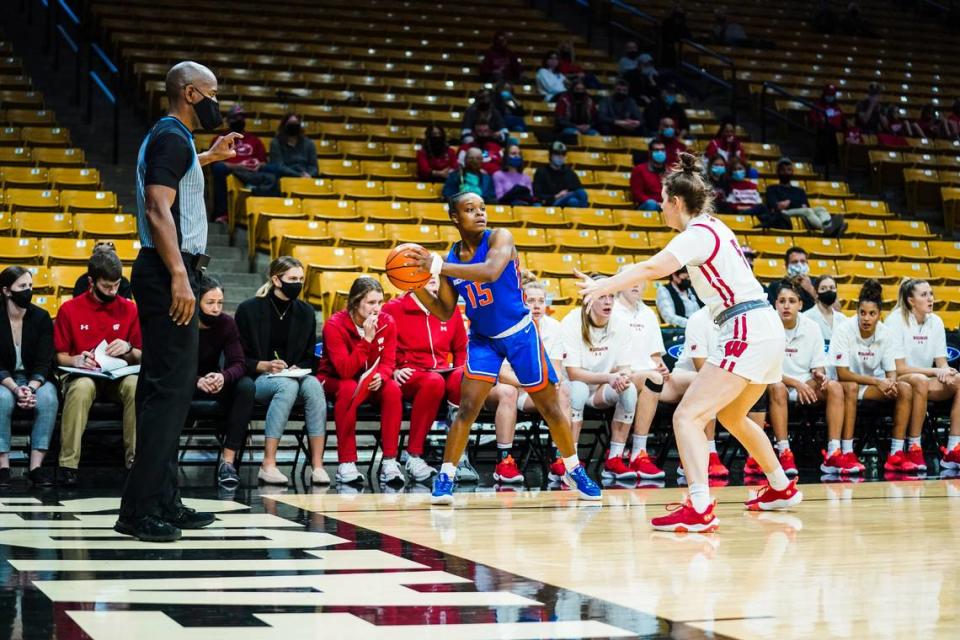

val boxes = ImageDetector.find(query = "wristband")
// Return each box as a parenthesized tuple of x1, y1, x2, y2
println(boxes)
(429, 253, 443, 276)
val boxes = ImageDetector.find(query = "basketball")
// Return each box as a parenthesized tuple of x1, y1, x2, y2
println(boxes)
(385, 243, 432, 290)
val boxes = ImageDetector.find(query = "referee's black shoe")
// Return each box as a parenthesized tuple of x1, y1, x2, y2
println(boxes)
(114, 514, 182, 542)
(164, 505, 216, 529)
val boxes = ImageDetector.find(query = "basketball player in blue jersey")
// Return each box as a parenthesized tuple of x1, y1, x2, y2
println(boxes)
(404, 192, 601, 505)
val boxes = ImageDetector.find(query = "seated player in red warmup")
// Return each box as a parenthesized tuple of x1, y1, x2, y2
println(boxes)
(316, 276, 404, 486)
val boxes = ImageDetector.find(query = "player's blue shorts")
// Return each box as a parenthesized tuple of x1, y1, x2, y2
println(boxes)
(465, 319, 558, 392)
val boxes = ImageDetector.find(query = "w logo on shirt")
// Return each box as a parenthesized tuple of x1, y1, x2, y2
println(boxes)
(723, 340, 748, 358)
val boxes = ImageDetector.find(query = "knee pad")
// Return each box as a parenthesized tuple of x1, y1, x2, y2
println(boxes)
(569, 381, 590, 422)
(612, 384, 637, 424)
(644, 377, 664, 393)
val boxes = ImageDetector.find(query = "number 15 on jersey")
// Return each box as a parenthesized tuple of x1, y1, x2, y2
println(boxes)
(464, 282, 494, 308)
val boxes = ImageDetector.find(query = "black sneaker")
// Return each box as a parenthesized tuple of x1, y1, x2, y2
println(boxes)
(114, 514, 182, 542)
(217, 461, 240, 488)
(28, 467, 55, 487)
(57, 467, 78, 486)
(164, 505, 216, 529)
(0, 468, 10, 487)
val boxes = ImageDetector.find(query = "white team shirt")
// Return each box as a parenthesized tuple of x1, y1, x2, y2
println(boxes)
(828, 316, 903, 377)
(803, 304, 846, 342)
(561, 310, 633, 377)
(663, 213, 766, 319)
(612, 299, 665, 370)
(883, 310, 947, 369)
(782, 315, 826, 382)
(675, 306, 717, 372)
(538, 314, 564, 362)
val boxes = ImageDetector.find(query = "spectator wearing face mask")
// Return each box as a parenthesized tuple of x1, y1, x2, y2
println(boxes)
(767, 246, 817, 311)
(493, 144, 535, 205)
(71, 242, 133, 299)
(461, 90, 508, 144)
(598, 80, 643, 137)
(803, 275, 846, 341)
(536, 51, 568, 103)
(479, 31, 523, 83)
(705, 118, 747, 165)
(706, 156, 730, 209)
(809, 84, 845, 172)
(554, 80, 599, 141)
(416, 125, 459, 182)
(618, 41, 643, 76)
(654, 117, 687, 166)
(725, 158, 769, 220)
(557, 41, 600, 89)
(765, 157, 845, 236)
(456, 121, 503, 176)
(533, 141, 588, 207)
(443, 147, 496, 203)
(209, 105, 276, 221)
(493, 82, 527, 132)
(644, 83, 689, 136)
(623, 53, 660, 106)
(630, 140, 667, 210)
(264, 113, 318, 178)
(655, 267, 703, 328)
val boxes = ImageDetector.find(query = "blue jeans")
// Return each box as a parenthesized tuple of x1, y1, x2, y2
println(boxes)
(554, 188, 589, 208)
(254, 375, 326, 439)
(639, 199, 660, 211)
(0, 376, 58, 453)
(561, 127, 599, 137)
(504, 114, 527, 132)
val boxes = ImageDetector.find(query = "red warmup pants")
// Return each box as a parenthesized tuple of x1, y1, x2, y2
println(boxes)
(318, 375, 402, 463)
(400, 369, 463, 456)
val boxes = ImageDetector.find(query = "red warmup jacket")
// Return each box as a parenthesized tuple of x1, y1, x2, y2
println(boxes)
(315, 310, 396, 381)
(630, 162, 664, 204)
(382, 293, 467, 371)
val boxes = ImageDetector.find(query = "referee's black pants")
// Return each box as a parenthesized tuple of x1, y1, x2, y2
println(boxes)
(119, 249, 200, 520)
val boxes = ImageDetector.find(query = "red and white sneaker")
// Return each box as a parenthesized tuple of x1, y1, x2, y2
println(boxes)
(884, 450, 920, 474)
(548, 457, 567, 482)
(906, 444, 927, 472)
(650, 499, 719, 533)
(744, 479, 803, 511)
(820, 449, 846, 475)
(940, 445, 960, 470)
(630, 450, 665, 479)
(778, 449, 799, 477)
(743, 456, 764, 475)
(708, 452, 729, 478)
(602, 454, 638, 481)
(493, 455, 525, 484)
(842, 451, 865, 474)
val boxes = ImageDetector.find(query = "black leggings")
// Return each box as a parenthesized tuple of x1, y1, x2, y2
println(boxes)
(196, 376, 256, 452)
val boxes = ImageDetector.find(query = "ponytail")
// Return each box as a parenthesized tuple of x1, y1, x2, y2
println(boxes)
(257, 256, 303, 297)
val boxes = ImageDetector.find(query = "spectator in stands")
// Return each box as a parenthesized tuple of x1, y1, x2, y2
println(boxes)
(630, 140, 667, 210)
(457, 121, 503, 175)
(555, 79, 599, 141)
(597, 79, 644, 137)
(479, 31, 523, 83)
(877, 104, 910, 146)
(536, 51, 568, 102)
(830, 280, 923, 474)
(724, 157, 770, 221)
(944, 99, 960, 139)
(886, 279, 960, 472)
(210, 105, 276, 222)
(655, 267, 703, 328)
(317, 276, 405, 486)
(618, 40, 643, 76)
(804, 275, 846, 341)
(265, 113, 318, 178)
(493, 144, 535, 205)
(769, 281, 851, 476)
(766, 157, 845, 236)
(766, 246, 818, 311)
(461, 89, 507, 144)
(493, 81, 527, 132)
(855, 83, 884, 134)
(55, 250, 141, 485)
(235, 256, 326, 486)
(912, 104, 942, 139)
(838, 1, 875, 38)
(416, 125, 459, 182)
(711, 9, 749, 45)
(624, 53, 661, 106)
(809, 84, 845, 172)
(660, 5, 691, 68)
(71, 241, 132, 299)
(705, 118, 746, 165)
(644, 83, 689, 137)
(706, 156, 730, 207)
(0, 267, 57, 486)
(534, 141, 588, 207)
(655, 117, 687, 166)
(442, 147, 496, 203)
(382, 275, 467, 483)
(193, 276, 256, 489)
(557, 40, 598, 88)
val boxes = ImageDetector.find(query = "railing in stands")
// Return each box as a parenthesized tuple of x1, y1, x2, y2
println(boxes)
(87, 41, 120, 164)
(51, 0, 83, 106)
(758, 81, 833, 178)
(677, 38, 737, 122)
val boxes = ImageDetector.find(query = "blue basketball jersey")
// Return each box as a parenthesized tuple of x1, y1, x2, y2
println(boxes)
(447, 229, 528, 338)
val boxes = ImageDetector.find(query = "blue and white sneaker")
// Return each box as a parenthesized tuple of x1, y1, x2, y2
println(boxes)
(563, 465, 602, 501)
(431, 472, 455, 505)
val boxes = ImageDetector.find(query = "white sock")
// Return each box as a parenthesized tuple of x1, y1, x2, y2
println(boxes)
(707, 440, 717, 453)
(631, 434, 648, 459)
(948, 435, 960, 450)
(827, 439, 840, 456)
(890, 438, 904, 455)
(841, 439, 854, 454)
(688, 483, 711, 513)
(766, 466, 790, 491)
(776, 439, 790, 453)
(440, 462, 457, 478)
(609, 442, 625, 459)
(907, 437, 921, 449)
(563, 454, 580, 472)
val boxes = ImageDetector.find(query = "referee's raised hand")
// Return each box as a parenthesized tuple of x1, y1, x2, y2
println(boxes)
(201, 131, 243, 163)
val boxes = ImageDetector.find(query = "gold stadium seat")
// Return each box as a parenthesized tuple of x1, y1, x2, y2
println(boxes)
(353, 248, 394, 273)
(513, 227, 554, 252)
(311, 270, 363, 315)
(14, 212, 73, 237)
(280, 177, 335, 198)
(753, 258, 786, 282)
(563, 208, 618, 230)
(904, 168, 942, 211)
(592, 170, 631, 188)
(0, 211, 11, 235)
(565, 151, 608, 169)
(0, 236, 41, 264)
(20, 126, 70, 147)
(31, 294, 59, 318)
(844, 218, 889, 237)
(338, 140, 387, 159)
(250, 206, 308, 255)
(803, 180, 851, 198)
(596, 230, 651, 254)
(33, 147, 84, 166)
(841, 238, 885, 259)
(317, 158, 363, 178)
(0, 146, 32, 165)
(49, 167, 99, 190)
(357, 201, 413, 223)
(807, 198, 846, 214)
(742, 142, 781, 159)
(940, 311, 960, 331)
(0, 126, 21, 145)
(4, 188, 59, 212)
(6, 109, 56, 125)
(524, 252, 580, 277)
(794, 237, 846, 259)
(718, 214, 757, 232)
(270, 220, 333, 259)
(749, 235, 795, 258)
(1, 166, 49, 188)
(291, 246, 357, 272)
(930, 263, 960, 285)
(383, 181, 440, 201)
(557, 278, 581, 304)
(578, 136, 623, 152)
(928, 240, 960, 262)
(384, 223, 446, 249)
(883, 262, 931, 280)
(361, 160, 413, 179)
(573, 169, 596, 186)
(60, 190, 117, 213)
(383, 142, 417, 161)
(885, 240, 931, 261)
(835, 284, 862, 310)
(485, 205, 520, 227)
(809, 259, 838, 277)
(378, 272, 406, 303)
(548, 229, 601, 253)
(616, 209, 663, 230)
(107, 240, 139, 265)
(437, 226, 461, 248)
(21, 266, 51, 293)
(885, 219, 934, 239)
(579, 253, 634, 275)
(835, 260, 890, 283)
(41, 238, 95, 266)
(515, 206, 567, 228)
(409, 201, 450, 224)
(49, 265, 88, 294)
(328, 221, 389, 247)
(302, 199, 361, 222)
(333, 179, 385, 200)
(548, 305, 577, 322)
(584, 189, 630, 207)
(844, 199, 892, 218)
(536, 277, 569, 305)
(74, 213, 137, 239)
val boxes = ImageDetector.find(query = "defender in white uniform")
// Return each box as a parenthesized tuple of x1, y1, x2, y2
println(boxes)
(577, 153, 802, 532)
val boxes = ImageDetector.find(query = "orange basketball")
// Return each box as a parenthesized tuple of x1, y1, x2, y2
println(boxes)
(385, 243, 432, 290)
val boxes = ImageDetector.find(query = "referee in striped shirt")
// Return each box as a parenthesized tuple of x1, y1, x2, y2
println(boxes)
(116, 62, 240, 542)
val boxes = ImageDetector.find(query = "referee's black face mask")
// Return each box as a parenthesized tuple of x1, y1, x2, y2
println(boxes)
(187, 85, 223, 132)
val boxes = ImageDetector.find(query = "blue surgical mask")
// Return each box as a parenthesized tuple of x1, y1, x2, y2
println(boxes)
(787, 262, 810, 277)
(661, 127, 675, 138)
(500, 90, 511, 99)
(651, 150, 667, 164)
(710, 165, 726, 176)
(664, 94, 676, 106)
(507, 156, 524, 169)
(732, 169, 746, 181)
